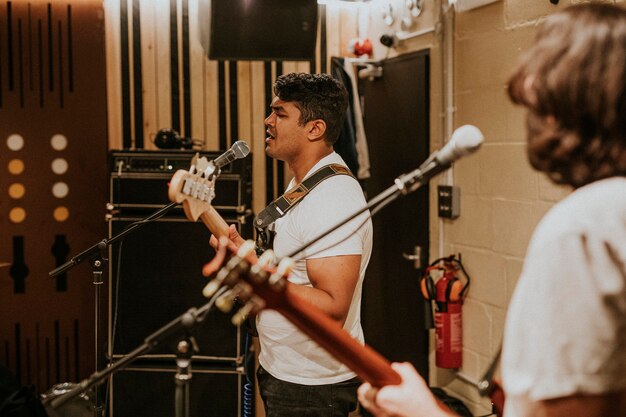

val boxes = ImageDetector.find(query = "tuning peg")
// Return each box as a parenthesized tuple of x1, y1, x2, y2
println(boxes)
(195, 156, 210, 174)
(203, 279, 222, 299)
(268, 257, 294, 291)
(203, 240, 257, 298)
(258, 249, 276, 266)
(189, 153, 200, 173)
(231, 296, 264, 327)
(250, 249, 275, 283)
(238, 240, 256, 256)
(216, 289, 237, 313)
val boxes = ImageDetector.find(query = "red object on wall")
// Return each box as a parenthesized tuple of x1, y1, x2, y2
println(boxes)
(420, 255, 469, 369)
(348, 38, 373, 57)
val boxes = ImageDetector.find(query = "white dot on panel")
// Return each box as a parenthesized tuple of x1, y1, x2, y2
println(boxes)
(52, 182, 69, 198)
(50, 134, 68, 151)
(7, 134, 24, 151)
(51, 158, 69, 174)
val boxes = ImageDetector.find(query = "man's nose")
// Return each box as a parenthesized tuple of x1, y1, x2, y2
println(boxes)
(264, 113, 274, 126)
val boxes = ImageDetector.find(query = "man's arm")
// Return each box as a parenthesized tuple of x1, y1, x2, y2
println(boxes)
(529, 390, 626, 417)
(285, 254, 361, 325)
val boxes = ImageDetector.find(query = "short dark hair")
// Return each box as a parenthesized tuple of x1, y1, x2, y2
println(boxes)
(273, 73, 348, 145)
(507, 3, 626, 187)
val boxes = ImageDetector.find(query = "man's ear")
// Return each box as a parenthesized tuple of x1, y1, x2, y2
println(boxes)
(306, 119, 327, 142)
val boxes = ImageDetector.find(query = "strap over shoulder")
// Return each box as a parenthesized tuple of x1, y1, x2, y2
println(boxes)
(254, 163, 355, 230)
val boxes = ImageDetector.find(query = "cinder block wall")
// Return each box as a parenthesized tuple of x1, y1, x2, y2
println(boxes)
(440, 0, 626, 413)
(364, 0, 623, 414)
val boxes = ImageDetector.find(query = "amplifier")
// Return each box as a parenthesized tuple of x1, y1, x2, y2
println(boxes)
(109, 150, 252, 213)
(110, 361, 246, 417)
(108, 213, 254, 361)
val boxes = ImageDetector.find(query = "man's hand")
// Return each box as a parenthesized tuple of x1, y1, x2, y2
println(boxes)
(209, 224, 244, 252)
(358, 362, 455, 417)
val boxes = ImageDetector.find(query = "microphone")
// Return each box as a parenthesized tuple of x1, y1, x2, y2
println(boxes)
(193, 141, 250, 179)
(433, 125, 484, 166)
(214, 140, 250, 169)
(398, 125, 484, 193)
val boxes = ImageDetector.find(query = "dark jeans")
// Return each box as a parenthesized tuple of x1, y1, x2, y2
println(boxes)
(257, 366, 360, 417)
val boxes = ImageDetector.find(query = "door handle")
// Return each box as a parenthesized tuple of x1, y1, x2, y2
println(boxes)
(402, 245, 423, 270)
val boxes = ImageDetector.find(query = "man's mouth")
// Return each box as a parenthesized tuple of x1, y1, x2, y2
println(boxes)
(266, 131, 275, 142)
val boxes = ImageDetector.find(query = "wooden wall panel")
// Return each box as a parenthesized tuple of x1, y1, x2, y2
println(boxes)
(0, 0, 108, 391)
(153, 0, 172, 144)
(138, 0, 158, 149)
(102, 1, 356, 215)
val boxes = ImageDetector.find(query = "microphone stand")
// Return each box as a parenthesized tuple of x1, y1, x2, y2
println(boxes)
(48, 201, 178, 417)
(42, 287, 226, 416)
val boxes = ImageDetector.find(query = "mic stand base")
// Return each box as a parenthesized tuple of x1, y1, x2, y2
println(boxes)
(43, 293, 223, 414)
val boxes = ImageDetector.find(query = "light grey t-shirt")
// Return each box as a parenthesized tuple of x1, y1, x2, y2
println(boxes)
(502, 177, 626, 416)
(257, 152, 373, 385)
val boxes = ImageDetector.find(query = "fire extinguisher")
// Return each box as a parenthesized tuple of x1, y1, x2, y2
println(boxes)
(420, 254, 470, 369)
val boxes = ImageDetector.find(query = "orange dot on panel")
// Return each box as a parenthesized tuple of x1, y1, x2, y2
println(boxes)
(8, 183, 25, 199)
(9, 207, 26, 223)
(8, 159, 25, 175)
(53, 206, 70, 222)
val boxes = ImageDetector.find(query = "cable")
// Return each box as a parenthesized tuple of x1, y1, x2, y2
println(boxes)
(242, 333, 254, 417)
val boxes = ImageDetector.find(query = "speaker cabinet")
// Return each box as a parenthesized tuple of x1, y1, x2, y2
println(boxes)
(108, 149, 253, 213)
(107, 215, 252, 360)
(110, 363, 246, 417)
(106, 150, 254, 417)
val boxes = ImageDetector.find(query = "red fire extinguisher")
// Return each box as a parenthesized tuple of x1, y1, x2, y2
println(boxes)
(420, 255, 470, 369)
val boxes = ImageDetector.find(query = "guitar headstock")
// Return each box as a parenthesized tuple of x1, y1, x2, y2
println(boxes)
(202, 240, 293, 326)
(168, 154, 219, 222)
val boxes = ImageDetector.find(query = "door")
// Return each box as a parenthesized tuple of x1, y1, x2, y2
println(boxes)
(360, 50, 430, 379)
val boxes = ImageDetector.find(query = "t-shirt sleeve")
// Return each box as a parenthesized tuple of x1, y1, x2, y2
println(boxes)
(295, 176, 369, 260)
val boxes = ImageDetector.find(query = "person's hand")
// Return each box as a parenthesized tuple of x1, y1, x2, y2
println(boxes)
(358, 362, 452, 417)
(204, 225, 254, 277)
(209, 224, 244, 251)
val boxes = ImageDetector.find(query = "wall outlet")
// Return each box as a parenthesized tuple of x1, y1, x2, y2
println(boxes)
(438, 185, 460, 219)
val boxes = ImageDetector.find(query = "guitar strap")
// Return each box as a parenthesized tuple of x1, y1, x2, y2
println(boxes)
(254, 163, 355, 252)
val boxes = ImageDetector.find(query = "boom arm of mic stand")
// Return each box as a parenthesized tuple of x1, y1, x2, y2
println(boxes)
(49, 201, 178, 277)
(285, 166, 428, 260)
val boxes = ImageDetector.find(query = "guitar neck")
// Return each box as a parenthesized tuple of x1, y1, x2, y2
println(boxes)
(198, 206, 230, 238)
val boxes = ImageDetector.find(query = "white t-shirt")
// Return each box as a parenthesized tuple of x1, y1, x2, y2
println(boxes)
(502, 177, 626, 417)
(256, 152, 373, 385)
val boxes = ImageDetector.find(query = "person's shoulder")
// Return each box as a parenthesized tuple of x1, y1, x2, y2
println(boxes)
(533, 177, 626, 240)
(556, 177, 626, 216)
(309, 173, 363, 202)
